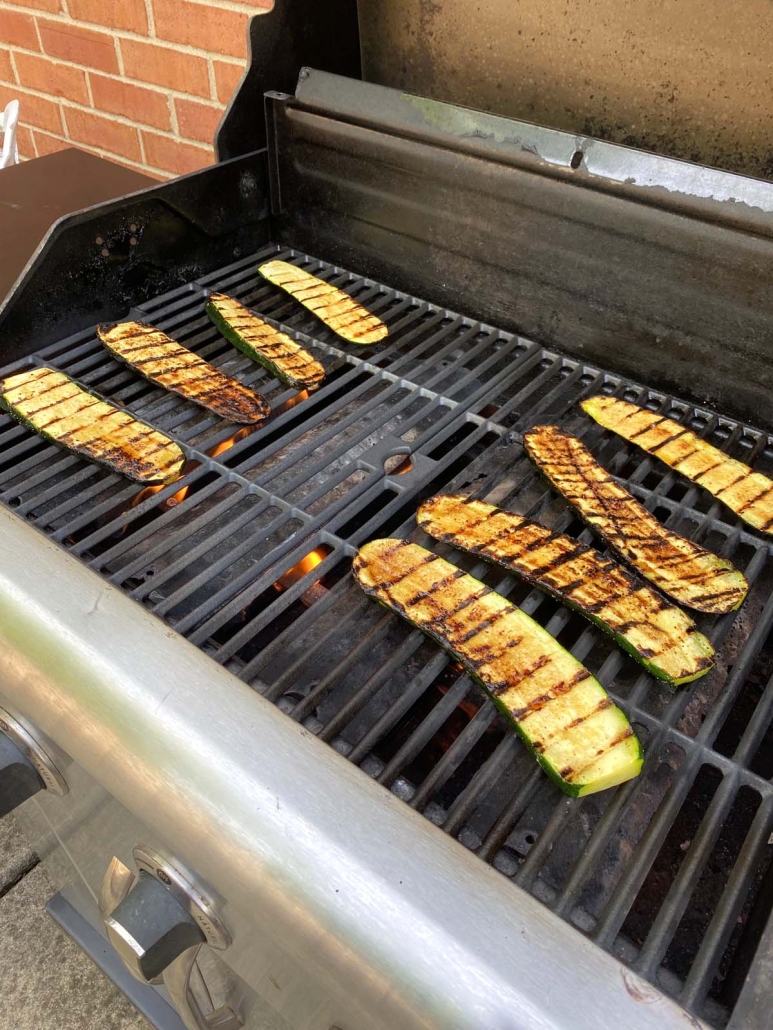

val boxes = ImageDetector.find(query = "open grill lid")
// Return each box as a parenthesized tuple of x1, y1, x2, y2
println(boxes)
(1, 35, 773, 1030)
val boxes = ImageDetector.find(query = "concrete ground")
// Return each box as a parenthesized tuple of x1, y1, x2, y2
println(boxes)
(0, 814, 151, 1030)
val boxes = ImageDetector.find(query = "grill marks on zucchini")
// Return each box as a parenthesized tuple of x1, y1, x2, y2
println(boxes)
(258, 260, 388, 344)
(582, 395, 773, 535)
(524, 425, 748, 614)
(0, 367, 184, 483)
(417, 494, 715, 686)
(206, 292, 325, 389)
(97, 321, 270, 425)
(353, 539, 643, 796)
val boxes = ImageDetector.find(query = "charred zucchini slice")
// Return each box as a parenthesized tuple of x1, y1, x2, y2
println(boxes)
(258, 260, 388, 345)
(417, 495, 715, 686)
(206, 292, 325, 389)
(523, 425, 748, 614)
(97, 321, 270, 425)
(0, 367, 184, 483)
(353, 538, 643, 796)
(582, 395, 773, 535)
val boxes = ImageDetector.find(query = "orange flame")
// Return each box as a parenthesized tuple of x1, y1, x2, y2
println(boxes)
(126, 389, 309, 514)
(272, 388, 309, 417)
(128, 424, 259, 511)
(208, 425, 253, 461)
(274, 546, 329, 592)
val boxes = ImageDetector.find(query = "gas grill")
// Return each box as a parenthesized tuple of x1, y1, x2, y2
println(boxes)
(1, 7, 773, 1030)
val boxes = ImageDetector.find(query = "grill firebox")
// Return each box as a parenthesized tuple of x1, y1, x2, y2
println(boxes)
(3, 243, 773, 1028)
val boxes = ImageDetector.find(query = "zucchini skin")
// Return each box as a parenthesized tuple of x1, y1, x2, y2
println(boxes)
(523, 425, 748, 615)
(0, 367, 185, 484)
(206, 292, 325, 390)
(417, 494, 715, 687)
(353, 539, 643, 797)
(258, 260, 388, 345)
(97, 321, 270, 425)
(582, 395, 773, 536)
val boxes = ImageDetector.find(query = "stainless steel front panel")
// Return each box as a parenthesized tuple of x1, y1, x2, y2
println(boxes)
(0, 507, 706, 1029)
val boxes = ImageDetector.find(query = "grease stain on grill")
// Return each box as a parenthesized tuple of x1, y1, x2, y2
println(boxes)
(3, 244, 773, 1028)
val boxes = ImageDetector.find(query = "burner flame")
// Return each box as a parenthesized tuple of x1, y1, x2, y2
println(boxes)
(272, 388, 309, 417)
(274, 546, 329, 593)
(128, 423, 259, 511)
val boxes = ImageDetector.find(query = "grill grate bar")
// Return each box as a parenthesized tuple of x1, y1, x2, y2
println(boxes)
(734, 668, 773, 765)
(443, 735, 521, 838)
(377, 673, 475, 787)
(699, 585, 773, 747)
(593, 751, 708, 949)
(635, 773, 739, 978)
(476, 766, 545, 863)
(346, 648, 454, 766)
(679, 795, 773, 1010)
(409, 700, 500, 812)
(287, 612, 399, 723)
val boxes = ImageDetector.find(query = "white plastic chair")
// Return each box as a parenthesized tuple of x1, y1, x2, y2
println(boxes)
(0, 99, 20, 169)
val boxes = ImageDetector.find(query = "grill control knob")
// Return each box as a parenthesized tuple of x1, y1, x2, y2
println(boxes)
(0, 733, 43, 818)
(100, 845, 242, 1030)
(0, 706, 67, 817)
(105, 870, 206, 982)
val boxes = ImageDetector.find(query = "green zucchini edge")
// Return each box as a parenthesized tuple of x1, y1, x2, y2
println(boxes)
(0, 385, 184, 485)
(206, 298, 308, 390)
(523, 439, 749, 614)
(418, 516, 714, 687)
(364, 591, 643, 798)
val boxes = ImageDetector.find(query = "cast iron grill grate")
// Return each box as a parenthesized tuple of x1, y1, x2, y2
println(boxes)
(2, 243, 773, 1027)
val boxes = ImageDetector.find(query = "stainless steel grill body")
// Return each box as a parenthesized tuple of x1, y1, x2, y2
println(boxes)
(1, 66, 773, 1030)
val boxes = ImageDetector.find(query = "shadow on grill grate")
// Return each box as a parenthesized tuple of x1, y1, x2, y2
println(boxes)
(3, 242, 773, 1028)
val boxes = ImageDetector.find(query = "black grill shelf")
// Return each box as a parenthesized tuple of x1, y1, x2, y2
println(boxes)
(3, 242, 773, 1027)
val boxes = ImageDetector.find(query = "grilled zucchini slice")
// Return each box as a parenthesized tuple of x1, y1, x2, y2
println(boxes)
(0, 367, 184, 483)
(206, 292, 325, 390)
(524, 425, 748, 614)
(417, 495, 715, 686)
(97, 321, 270, 425)
(353, 538, 643, 797)
(258, 260, 388, 345)
(582, 395, 773, 535)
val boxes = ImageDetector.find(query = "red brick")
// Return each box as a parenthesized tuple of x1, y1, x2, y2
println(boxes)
(1, 0, 61, 11)
(0, 84, 62, 133)
(0, 10, 40, 51)
(90, 73, 171, 130)
(32, 128, 70, 156)
(152, 0, 248, 58)
(0, 48, 14, 83)
(175, 97, 223, 144)
(38, 19, 118, 73)
(106, 154, 166, 179)
(121, 39, 210, 98)
(14, 122, 35, 158)
(142, 130, 212, 176)
(64, 105, 141, 162)
(213, 59, 244, 104)
(15, 51, 89, 104)
(67, 0, 148, 34)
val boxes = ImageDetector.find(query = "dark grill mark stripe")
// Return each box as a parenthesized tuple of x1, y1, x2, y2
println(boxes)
(582, 396, 773, 537)
(629, 416, 667, 438)
(523, 425, 746, 613)
(651, 427, 690, 451)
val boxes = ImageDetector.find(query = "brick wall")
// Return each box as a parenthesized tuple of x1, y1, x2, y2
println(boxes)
(0, 0, 271, 179)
